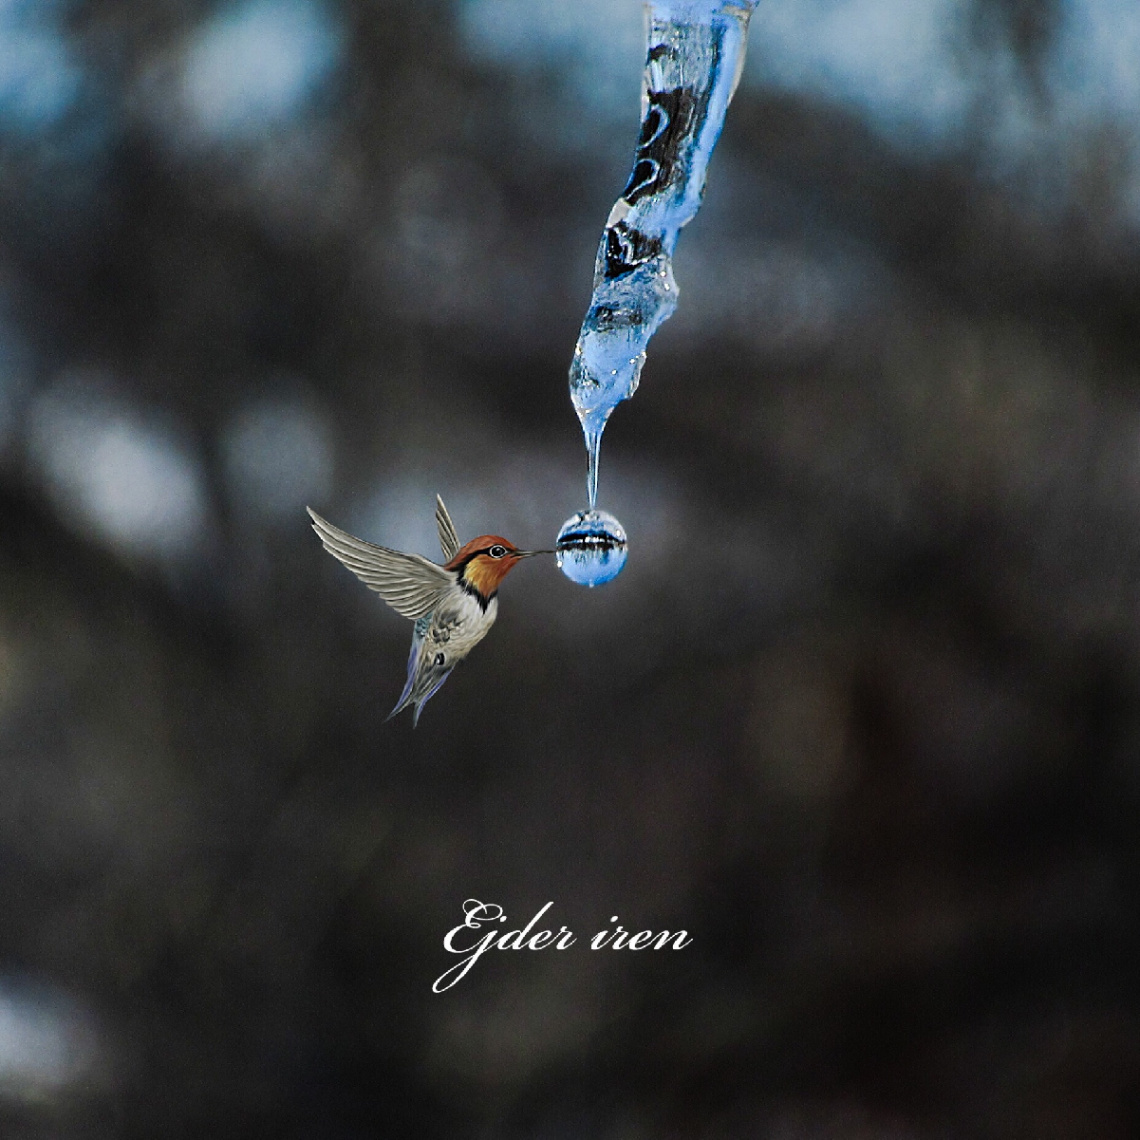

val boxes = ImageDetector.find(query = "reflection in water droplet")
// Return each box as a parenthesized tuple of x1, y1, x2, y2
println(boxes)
(556, 509, 628, 586)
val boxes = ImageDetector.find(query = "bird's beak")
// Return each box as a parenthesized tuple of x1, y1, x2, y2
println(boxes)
(514, 549, 555, 558)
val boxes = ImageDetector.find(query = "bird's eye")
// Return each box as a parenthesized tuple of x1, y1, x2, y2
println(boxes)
(488, 544, 508, 559)
(434, 653, 446, 666)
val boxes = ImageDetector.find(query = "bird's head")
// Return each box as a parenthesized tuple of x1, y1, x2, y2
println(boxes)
(446, 535, 551, 599)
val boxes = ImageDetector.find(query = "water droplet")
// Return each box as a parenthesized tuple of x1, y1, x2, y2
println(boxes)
(556, 509, 628, 587)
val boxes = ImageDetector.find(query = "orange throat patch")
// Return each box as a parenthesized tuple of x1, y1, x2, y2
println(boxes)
(461, 554, 511, 600)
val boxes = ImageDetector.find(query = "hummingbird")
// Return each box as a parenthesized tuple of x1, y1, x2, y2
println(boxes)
(308, 497, 551, 725)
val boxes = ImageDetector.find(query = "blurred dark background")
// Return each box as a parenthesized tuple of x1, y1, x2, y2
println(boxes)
(1, 0, 1140, 1136)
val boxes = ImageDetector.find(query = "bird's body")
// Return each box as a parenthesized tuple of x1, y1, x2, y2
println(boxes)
(308, 497, 547, 724)
(396, 590, 498, 719)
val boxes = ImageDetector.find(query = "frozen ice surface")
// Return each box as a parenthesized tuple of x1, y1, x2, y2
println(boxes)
(568, 0, 758, 510)
(556, 509, 628, 586)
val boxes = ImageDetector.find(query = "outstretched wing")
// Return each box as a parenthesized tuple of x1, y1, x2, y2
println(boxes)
(307, 508, 452, 620)
(435, 495, 461, 562)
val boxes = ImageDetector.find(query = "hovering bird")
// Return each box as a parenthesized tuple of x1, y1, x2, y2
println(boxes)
(308, 497, 550, 725)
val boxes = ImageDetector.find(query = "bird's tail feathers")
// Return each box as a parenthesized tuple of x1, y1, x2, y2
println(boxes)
(388, 633, 422, 721)
(388, 628, 454, 727)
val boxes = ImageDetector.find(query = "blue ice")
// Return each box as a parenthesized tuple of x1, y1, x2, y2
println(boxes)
(558, 0, 759, 584)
